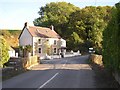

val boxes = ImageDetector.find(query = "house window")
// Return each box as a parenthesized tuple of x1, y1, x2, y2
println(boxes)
(54, 48, 57, 54)
(54, 40, 57, 45)
(39, 48, 42, 53)
(38, 39, 41, 44)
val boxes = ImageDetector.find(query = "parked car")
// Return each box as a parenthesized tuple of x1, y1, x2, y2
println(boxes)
(89, 48, 95, 54)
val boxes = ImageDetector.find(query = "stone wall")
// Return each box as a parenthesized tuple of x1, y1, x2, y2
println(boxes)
(22, 55, 38, 69)
(90, 54, 103, 66)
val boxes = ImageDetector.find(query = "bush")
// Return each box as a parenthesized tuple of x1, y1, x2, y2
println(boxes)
(0, 36, 10, 67)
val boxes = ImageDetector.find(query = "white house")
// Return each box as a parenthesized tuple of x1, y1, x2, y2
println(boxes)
(8, 47, 16, 57)
(19, 22, 66, 57)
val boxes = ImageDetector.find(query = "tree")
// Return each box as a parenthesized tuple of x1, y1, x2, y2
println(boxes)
(0, 36, 10, 67)
(19, 45, 32, 57)
(33, 2, 79, 37)
(67, 32, 83, 51)
(34, 2, 112, 53)
(67, 6, 112, 53)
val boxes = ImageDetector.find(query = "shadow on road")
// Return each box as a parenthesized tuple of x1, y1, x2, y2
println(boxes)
(2, 68, 95, 88)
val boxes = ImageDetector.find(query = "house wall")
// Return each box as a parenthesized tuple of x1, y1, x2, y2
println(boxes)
(33, 37, 42, 56)
(48, 38, 58, 46)
(33, 37, 65, 57)
(8, 50, 15, 57)
(19, 28, 33, 46)
(61, 39, 66, 47)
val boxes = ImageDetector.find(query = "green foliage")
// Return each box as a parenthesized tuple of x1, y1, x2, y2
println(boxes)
(68, 6, 112, 52)
(103, 2, 120, 72)
(19, 45, 32, 57)
(0, 36, 10, 67)
(25, 45, 32, 53)
(34, 2, 112, 53)
(33, 2, 79, 37)
(67, 32, 83, 51)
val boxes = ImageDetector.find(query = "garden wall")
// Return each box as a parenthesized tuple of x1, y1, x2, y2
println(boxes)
(90, 54, 103, 66)
(22, 55, 39, 69)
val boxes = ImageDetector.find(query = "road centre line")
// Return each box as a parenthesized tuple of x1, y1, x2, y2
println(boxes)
(37, 72, 59, 89)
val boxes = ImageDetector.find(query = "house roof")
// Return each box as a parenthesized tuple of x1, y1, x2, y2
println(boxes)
(18, 22, 61, 39)
(28, 26, 61, 38)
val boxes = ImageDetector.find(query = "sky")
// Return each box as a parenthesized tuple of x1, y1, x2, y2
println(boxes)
(0, 0, 120, 30)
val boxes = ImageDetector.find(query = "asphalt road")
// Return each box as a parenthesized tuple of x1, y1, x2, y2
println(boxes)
(2, 55, 96, 89)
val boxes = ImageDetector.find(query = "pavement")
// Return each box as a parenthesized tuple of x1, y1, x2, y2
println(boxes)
(2, 55, 96, 89)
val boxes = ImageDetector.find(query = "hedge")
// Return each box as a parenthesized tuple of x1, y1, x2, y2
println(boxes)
(103, 2, 120, 72)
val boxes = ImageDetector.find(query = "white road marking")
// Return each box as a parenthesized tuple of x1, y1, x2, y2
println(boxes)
(37, 72, 59, 89)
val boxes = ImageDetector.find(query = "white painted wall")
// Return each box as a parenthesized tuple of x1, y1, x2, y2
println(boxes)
(33, 37, 60, 56)
(8, 50, 15, 57)
(49, 38, 58, 45)
(33, 37, 42, 56)
(19, 28, 32, 46)
(61, 38, 66, 47)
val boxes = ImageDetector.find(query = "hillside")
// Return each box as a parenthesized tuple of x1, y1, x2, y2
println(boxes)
(0, 30, 22, 47)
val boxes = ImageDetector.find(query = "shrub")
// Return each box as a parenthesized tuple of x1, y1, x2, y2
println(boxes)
(103, 2, 120, 72)
(0, 36, 10, 67)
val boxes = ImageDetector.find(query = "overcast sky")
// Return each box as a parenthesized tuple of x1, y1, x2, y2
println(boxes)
(0, 0, 119, 30)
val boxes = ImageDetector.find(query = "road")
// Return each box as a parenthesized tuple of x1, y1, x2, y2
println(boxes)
(2, 55, 96, 89)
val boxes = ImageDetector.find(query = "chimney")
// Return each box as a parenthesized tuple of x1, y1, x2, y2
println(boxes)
(24, 22, 27, 27)
(22, 22, 29, 31)
(50, 25, 54, 31)
(23, 22, 28, 29)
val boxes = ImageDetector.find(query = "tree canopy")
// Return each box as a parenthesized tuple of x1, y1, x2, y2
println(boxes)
(34, 2, 79, 36)
(34, 2, 112, 53)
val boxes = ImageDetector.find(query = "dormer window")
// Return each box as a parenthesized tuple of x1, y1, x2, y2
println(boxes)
(38, 39, 41, 44)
